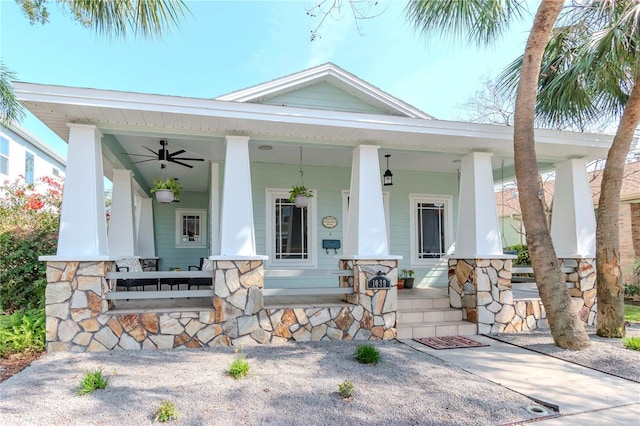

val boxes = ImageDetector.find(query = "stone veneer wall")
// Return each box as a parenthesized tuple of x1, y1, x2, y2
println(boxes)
(560, 258, 597, 326)
(45, 259, 397, 352)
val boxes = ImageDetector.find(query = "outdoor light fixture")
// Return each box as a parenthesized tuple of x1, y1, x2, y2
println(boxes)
(383, 154, 393, 186)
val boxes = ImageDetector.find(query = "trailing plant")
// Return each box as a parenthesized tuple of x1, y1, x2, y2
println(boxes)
(622, 337, 640, 351)
(150, 178, 181, 200)
(0, 176, 63, 312)
(154, 400, 179, 422)
(77, 369, 110, 395)
(354, 344, 381, 365)
(0, 309, 45, 356)
(338, 380, 354, 399)
(288, 185, 313, 203)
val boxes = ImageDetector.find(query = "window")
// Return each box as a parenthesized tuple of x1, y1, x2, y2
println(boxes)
(0, 136, 8, 176)
(266, 189, 317, 268)
(410, 194, 453, 266)
(175, 209, 207, 248)
(52, 168, 60, 176)
(25, 152, 34, 184)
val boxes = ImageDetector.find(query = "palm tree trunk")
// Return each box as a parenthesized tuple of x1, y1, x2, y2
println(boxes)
(596, 76, 640, 338)
(513, 0, 590, 349)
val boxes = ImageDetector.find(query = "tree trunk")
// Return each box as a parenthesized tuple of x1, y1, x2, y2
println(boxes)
(513, 0, 590, 349)
(596, 76, 640, 338)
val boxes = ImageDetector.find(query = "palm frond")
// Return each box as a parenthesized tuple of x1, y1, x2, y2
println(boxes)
(0, 61, 25, 126)
(405, 0, 527, 47)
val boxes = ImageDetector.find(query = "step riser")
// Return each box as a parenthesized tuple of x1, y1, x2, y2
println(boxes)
(396, 293, 475, 338)
(397, 297, 451, 310)
(397, 323, 477, 339)
(397, 310, 463, 324)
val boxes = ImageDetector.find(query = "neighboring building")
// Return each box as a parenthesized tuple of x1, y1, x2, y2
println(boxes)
(0, 123, 66, 183)
(15, 63, 614, 350)
(497, 160, 640, 283)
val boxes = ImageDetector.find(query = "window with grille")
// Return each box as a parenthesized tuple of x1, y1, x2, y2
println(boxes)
(266, 189, 317, 268)
(409, 194, 453, 266)
(175, 209, 207, 248)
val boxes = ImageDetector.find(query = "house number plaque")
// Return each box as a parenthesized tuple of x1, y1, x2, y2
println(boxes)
(367, 272, 390, 289)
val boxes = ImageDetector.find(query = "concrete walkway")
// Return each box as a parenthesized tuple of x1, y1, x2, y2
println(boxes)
(401, 335, 640, 424)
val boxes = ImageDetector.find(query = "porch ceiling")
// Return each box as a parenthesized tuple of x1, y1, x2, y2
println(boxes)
(16, 82, 614, 193)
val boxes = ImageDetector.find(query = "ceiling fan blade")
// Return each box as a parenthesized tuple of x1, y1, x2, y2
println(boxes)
(168, 149, 186, 157)
(170, 159, 194, 168)
(125, 153, 156, 158)
(143, 146, 158, 156)
(172, 157, 204, 162)
(132, 159, 157, 164)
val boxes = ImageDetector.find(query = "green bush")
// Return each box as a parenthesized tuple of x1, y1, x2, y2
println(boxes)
(77, 369, 110, 395)
(506, 244, 530, 266)
(0, 176, 62, 312)
(0, 309, 45, 356)
(154, 400, 179, 422)
(625, 284, 640, 297)
(622, 337, 640, 351)
(354, 344, 381, 364)
(227, 355, 250, 379)
(338, 380, 355, 398)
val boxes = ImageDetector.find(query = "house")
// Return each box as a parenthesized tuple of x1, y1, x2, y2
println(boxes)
(498, 160, 640, 283)
(0, 123, 65, 183)
(14, 63, 614, 351)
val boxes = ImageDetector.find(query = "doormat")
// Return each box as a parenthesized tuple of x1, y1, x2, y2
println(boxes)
(413, 336, 488, 350)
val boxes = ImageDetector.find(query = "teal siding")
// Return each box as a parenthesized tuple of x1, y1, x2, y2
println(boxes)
(153, 191, 210, 271)
(499, 216, 526, 248)
(261, 82, 384, 115)
(151, 163, 459, 288)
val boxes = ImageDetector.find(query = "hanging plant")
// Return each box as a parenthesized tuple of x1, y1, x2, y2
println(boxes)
(150, 178, 181, 203)
(289, 147, 313, 208)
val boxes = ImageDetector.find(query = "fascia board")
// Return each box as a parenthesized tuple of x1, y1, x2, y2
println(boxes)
(14, 82, 613, 150)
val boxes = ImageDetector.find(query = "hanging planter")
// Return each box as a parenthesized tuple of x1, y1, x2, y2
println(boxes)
(150, 178, 181, 203)
(289, 147, 313, 209)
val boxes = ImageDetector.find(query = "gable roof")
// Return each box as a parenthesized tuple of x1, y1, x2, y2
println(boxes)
(215, 63, 434, 119)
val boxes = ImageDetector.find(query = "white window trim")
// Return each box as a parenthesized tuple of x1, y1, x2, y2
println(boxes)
(341, 190, 390, 244)
(0, 135, 8, 177)
(265, 188, 317, 269)
(409, 194, 454, 267)
(175, 208, 207, 248)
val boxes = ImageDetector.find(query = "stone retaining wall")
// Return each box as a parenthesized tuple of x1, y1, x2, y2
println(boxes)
(45, 259, 398, 352)
(561, 258, 597, 326)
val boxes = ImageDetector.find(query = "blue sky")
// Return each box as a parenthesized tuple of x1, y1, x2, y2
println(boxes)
(1, 0, 536, 156)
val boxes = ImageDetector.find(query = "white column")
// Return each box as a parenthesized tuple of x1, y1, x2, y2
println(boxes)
(137, 197, 156, 258)
(108, 169, 137, 256)
(215, 136, 264, 259)
(454, 152, 503, 258)
(344, 145, 396, 258)
(209, 162, 220, 256)
(550, 159, 596, 257)
(50, 124, 109, 259)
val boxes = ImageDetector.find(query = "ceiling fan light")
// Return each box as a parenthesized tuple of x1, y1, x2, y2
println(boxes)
(159, 159, 169, 165)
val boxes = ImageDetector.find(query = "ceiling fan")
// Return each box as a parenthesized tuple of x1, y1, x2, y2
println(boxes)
(129, 140, 204, 169)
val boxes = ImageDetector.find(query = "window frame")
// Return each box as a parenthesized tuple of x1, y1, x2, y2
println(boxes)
(24, 151, 34, 184)
(0, 136, 8, 176)
(174, 208, 207, 248)
(265, 188, 317, 269)
(409, 194, 454, 267)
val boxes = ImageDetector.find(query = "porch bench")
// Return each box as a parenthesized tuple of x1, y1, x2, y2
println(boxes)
(263, 269, 354, 297)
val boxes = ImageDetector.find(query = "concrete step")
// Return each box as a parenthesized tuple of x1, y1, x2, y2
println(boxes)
(396, 321, 477, 339)
(397, 297, 450, 310)
(397, 308, 463, 324)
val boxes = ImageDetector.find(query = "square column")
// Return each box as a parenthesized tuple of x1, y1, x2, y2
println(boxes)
(52, 124, 109, 259)
(137, 197, 156, 258)
(455, 152, 504, 258)
(108, 169, 137, 256)
(551, 159, 596, 258)
(344, 145, 396, 259)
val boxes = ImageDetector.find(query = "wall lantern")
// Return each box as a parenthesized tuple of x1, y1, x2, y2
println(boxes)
(383, 154, 393, 186)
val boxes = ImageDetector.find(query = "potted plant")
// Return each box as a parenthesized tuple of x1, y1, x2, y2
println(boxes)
(289, 185, 313, 208)
(402, 269, 415, 289)
(150, 178, 180, 203)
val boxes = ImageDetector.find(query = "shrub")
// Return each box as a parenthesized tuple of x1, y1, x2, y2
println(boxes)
(0, 176, 63, 312)
(154, 400, 179, 422)
(227, 355, 250, 379)
(622, 337, 640, 351)
(77, 369, 110, 395)
(0, 309, 45, 356)
(354, 344, 381, 364)
(506, 244, 530, 266)
(338, 380, 354, 399)
(625, 284, 640, 297)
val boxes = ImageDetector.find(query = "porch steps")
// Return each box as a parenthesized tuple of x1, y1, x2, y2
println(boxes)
(396, 288, 477, 339)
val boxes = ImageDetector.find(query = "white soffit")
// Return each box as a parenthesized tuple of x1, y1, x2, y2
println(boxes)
(215, 63, 434, 119)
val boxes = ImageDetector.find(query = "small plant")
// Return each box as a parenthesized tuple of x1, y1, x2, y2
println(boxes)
(77, 369, 110, 395)
(227, 354, 250, 379)
(288, 185, 313, 203)
(402, 269, 415, 278)
(154, 400, 179, 423)
(0, 309, 45, 356)
(150, 178, 181, 200)
(338, 380, 355, 399)
(622, 336, 640, 351)
(354, 343, 381, 365)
